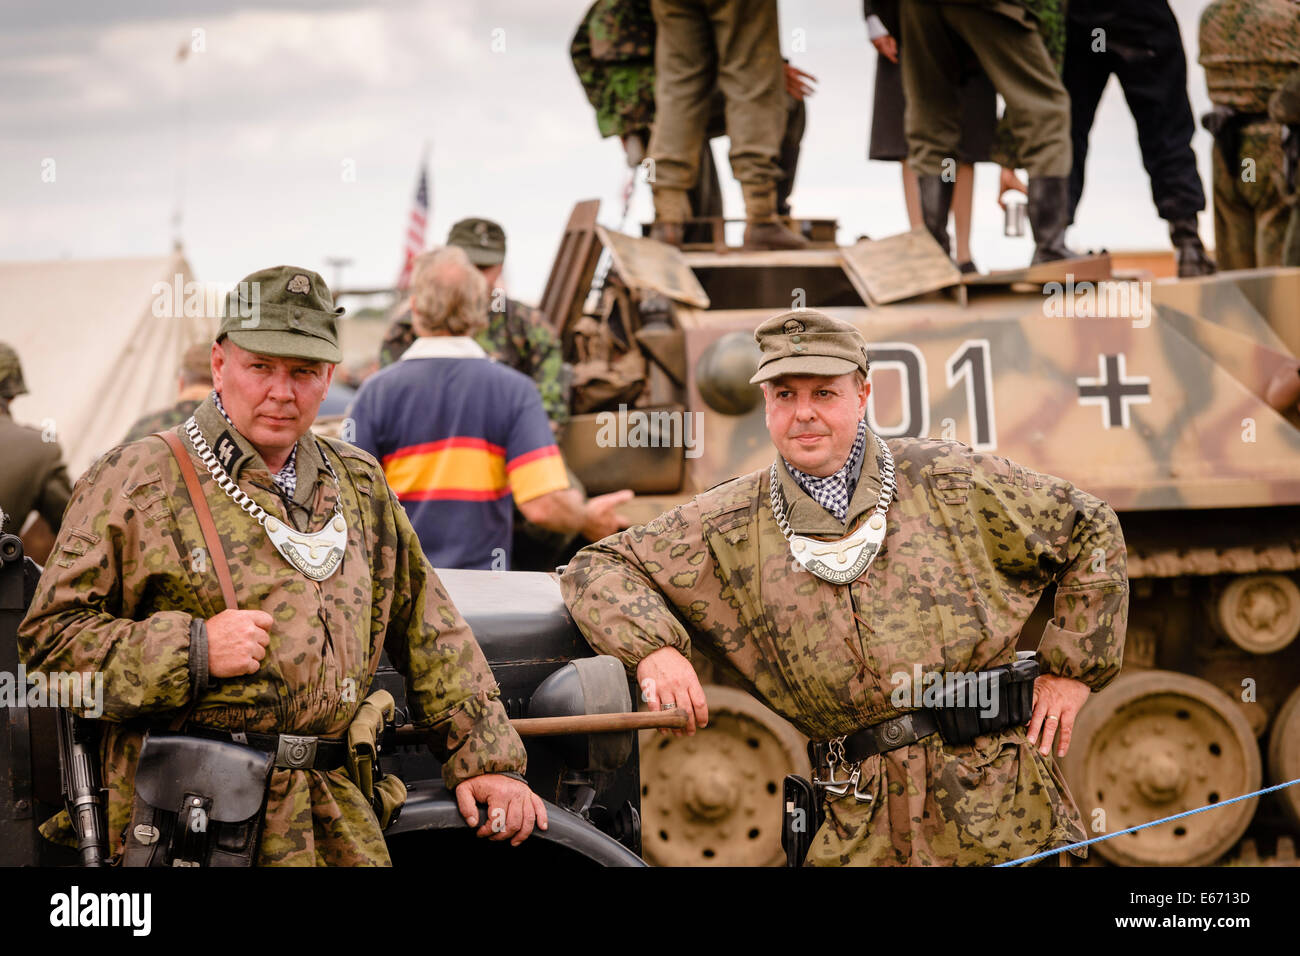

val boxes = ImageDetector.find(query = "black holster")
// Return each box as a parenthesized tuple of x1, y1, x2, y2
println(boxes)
(781, 774, 823, 868)
(121, 732, 274, 867)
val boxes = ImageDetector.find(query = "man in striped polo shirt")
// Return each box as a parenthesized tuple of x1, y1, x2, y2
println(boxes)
(349, 246, 629, 570)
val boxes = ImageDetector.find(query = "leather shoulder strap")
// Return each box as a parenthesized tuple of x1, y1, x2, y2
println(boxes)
(156, 430, 239, 612)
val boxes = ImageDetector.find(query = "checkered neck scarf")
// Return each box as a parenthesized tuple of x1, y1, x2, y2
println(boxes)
(785, 420, 867, 523)
(212, 390, 298, 498)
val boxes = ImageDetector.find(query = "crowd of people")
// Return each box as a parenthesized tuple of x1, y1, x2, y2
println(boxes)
(572, 0, 1300, 274)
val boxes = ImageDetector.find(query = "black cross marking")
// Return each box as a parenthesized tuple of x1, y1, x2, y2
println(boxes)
(1076, 354, 1150, 429)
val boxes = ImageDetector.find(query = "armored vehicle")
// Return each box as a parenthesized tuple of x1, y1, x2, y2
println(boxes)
(0, 535, 647, 867)
(538, 201, 1300, 867)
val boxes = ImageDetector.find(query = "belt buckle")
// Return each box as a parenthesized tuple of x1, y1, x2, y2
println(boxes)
(275, 734, 318, 769)
(879, 715, 908, 748)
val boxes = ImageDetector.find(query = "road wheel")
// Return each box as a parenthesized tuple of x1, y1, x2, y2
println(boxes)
(1062, 670, 1261, 866)
(1267, 683, 1300, 833)
(639, 686, 809, 866)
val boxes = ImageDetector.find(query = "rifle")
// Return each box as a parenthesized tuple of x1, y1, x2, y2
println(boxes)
(55, 708, 108, 866)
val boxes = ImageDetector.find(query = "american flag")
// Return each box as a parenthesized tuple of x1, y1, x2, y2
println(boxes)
(395, 160, 429, 290)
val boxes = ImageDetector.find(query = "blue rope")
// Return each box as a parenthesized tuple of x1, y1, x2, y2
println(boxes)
(995, 776, 1300, 867)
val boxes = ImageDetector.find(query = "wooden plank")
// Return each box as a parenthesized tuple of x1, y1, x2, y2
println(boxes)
(597, 225, 711, 309)
(963, 252, 1113, 287)
(681, 249, 846, 268)
(840, 228, 962, 305)
(540, 199, 601, 334)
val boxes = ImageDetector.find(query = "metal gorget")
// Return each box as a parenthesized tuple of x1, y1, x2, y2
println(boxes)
(183, 417, 347, 581)
(769, 432, 895, 585)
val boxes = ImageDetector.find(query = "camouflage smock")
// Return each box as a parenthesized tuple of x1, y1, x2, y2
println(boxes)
(18, 396, 527, 866)
(1199, 0, 1300, 113)
(561, 434, 1128, 866)
(570, 0, 657, 140)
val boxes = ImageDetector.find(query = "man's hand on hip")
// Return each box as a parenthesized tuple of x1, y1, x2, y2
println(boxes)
(637, 646, 708, 737)
(455, 774, 549, 846)
(206, 609, 272, 678)
(1027, 674, 1091, 758)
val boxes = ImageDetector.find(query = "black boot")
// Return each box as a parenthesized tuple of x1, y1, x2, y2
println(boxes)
(1028, 176, 1079, 264)
(1169, 218, 1217, 277)
(918, 175, 954, 255)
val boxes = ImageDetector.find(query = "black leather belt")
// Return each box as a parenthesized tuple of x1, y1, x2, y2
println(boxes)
(184, 725, 348, 771)
(816, 710, 940, 767)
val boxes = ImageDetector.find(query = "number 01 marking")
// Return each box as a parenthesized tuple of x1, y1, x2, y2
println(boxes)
(866, 340, 998, 450)
(945, 339, 997, 450)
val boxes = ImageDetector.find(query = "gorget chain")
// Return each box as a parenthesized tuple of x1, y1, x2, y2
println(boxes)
(769, 431, 896, 585)
(182, 416, 347, 581)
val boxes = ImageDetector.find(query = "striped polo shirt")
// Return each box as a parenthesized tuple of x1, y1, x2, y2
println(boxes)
(348, 335, 569, 569)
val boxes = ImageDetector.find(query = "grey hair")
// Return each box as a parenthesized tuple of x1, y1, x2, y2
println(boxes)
(410, 246, 489, 337)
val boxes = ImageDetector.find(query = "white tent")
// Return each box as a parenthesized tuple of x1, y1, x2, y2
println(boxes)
(0, 252, 215, 479)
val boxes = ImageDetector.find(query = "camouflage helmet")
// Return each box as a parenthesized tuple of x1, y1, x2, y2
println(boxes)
(0, 342, 28, 399)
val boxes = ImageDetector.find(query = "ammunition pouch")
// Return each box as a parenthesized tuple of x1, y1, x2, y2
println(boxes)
(345, 690, 407, 830)
(930, 657, 1039, 746)
(122, 732, 273, 867)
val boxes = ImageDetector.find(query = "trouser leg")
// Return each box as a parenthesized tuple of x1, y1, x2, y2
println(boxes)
(1062, 17, 1111, 221)
(945, 5, 1072, 177)
(1112, 5, 1206, 222)
(901, 1, 962, 177)
(648, 0, 716, 220)
(707, 0, 785, 189)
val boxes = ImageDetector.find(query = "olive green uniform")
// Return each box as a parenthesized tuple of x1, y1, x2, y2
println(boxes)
(902, 0, 1071, 177)
(562, 435, 1127, 865)
(1199, 0, 1300, 270)
(989, 0, 1067, 170)
(0, 406, 72, 536)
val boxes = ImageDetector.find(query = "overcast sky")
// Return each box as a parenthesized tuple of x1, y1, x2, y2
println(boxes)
(1, 0, 1220, 307)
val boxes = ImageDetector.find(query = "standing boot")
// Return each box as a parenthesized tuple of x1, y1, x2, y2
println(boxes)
(917, 175, 954, 255)
(1169, 218, 1217, 277)
(1027, 176, 1079, 264)
(741, 182, 808, 250)
(650, 187, 690, 249)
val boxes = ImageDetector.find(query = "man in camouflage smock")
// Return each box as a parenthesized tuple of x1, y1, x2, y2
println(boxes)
(1199, 0, 1300, 270)
(20, 266, 545, 865)
(561, 310, 1127, 866)
(379, 217, 568, 432)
